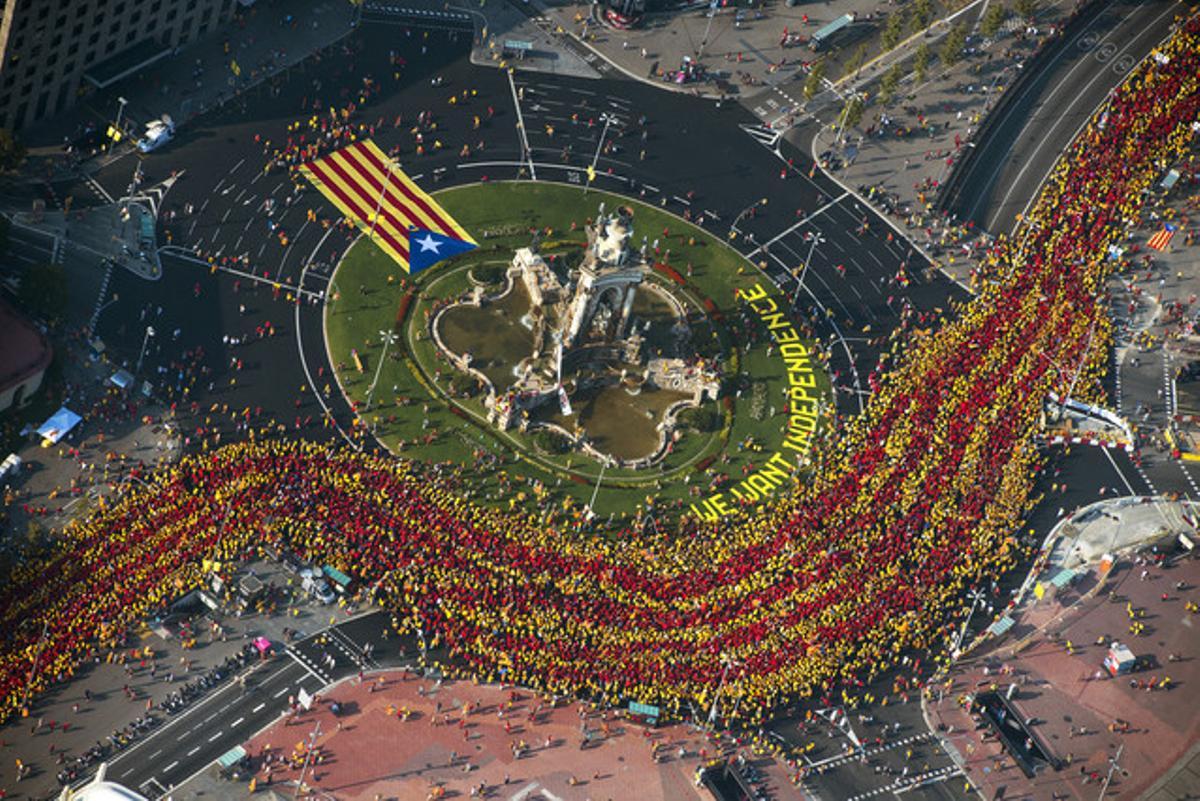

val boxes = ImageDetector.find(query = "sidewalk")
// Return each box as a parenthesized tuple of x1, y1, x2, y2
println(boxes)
(171, 669, 796, 801)
(0, 557, 367, 801)
(919, 497, 1200, 800)
(809, 1, 1082, 289)
(924, 541, 1200, 800)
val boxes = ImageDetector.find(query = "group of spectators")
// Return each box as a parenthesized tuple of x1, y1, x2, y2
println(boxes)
(2, 15, 1199, 730)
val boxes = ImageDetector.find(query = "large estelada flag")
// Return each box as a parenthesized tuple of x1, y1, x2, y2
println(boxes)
(1147, 222, 1178, 251)
(299, 139, 476, 273)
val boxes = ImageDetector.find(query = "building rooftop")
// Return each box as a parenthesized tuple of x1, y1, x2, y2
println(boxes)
(0, 298, 52, 394)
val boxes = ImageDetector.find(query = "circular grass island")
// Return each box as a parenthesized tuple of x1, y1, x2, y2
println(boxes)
(326, 182, 833, 526)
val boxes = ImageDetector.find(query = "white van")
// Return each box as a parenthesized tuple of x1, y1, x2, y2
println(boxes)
(299, 569, 336, 604)
(137, 115, 176, 153)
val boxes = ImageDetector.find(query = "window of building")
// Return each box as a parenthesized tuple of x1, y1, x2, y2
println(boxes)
(72, 23, 83, 37)
(88, 31, 100, 46)
(34, 89, 49, 120)
(55, 80, 72, 114)
(125, 29, 136, 43)
(131, 10, 141, 24)
(165, 8, 177, 21)
(15, 102, 28, 127)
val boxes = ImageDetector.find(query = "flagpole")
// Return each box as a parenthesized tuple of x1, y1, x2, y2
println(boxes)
(369, 164, 396, 243)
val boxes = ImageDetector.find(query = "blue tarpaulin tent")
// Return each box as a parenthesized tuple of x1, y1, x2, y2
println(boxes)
(35, 407, 82, 445)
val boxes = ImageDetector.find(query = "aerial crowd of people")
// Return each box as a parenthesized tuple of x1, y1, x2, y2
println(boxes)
(2, 14, 1199, 732)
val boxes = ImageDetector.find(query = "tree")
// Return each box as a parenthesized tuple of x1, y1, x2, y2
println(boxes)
(879, 64, 904, 105)
(1014, 0, 1039, 20)
(843, 43, 870, 79)
(939, 23, 968, 68)
(913, 42, 931, 82)
(0, 128, 24, 172)
(980, 3, 1008, 37)
(881, 10, 907, 51)
(803, 61, 827, 100)
(909, 0, 933, 32)
(17, 263, 69, 323)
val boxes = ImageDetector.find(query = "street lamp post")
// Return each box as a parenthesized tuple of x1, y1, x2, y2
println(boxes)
(135, 325, 156, 375)
(368, 164, 397, 244)
(697, 0, 719, 61)
(1098, 743, 1125, 800)
(365, 330, 398, 411)
(706, 655, 741, 729)
(953, 587, 986, 655)
(793, 232, 825, 305)
(20, 621, 51, 715)
(584, 113, 614, 194)
(585, 457, 611, 520)
(109, 96, 129, 151)
(293, 720, 322, 800)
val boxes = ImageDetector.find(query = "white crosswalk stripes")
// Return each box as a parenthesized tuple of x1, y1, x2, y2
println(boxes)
(740, 123, 781, 149)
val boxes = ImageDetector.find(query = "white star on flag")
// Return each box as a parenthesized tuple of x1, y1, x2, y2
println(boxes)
(416, 233, 442, 253)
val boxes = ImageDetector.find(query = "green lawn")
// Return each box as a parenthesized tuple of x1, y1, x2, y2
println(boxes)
(324, 182, 832, 525)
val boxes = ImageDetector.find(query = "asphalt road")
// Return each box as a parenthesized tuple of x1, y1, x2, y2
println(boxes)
(941, 0, 1183, 236)
(105, 610, 399, 798)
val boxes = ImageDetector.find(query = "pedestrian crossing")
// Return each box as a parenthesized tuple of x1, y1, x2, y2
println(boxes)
(740, 123, 781, 149)
(88, 259, 116, 334)
(809, 731, 935, 771)
(360, 2, 473, 29)
(84, 174, 115, 205)
(845, 763, 961, 801)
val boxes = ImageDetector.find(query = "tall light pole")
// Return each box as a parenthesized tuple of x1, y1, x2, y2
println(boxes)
(793, 232, 825, 305)
(584, 112, 614, 195)
(365, 329, 397, 411)
(952, 587, 986, 656)
(698, 0, 719, 61)
(706, 655, 742, 729)
(109, 96, 129, 151)
(585, 456, 612, 520)
(293, 720, 322, 800)
(20, 621, 51, 715)
(135, 325, 156, 375)
(1098, 743, 1125, 800)
(368, 164, 397, 244)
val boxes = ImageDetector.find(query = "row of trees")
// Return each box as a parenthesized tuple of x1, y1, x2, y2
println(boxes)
(803, 0, 1043, 130)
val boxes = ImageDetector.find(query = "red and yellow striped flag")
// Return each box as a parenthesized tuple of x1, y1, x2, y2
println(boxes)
(299, 139, 475, 273)
(1146, 223, 1177, 251)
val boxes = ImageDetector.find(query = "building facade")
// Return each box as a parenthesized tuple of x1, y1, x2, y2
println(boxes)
(0, 0, 238, 133)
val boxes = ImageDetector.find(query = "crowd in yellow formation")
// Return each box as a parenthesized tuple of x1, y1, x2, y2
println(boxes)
(1, 14, 1199, 728)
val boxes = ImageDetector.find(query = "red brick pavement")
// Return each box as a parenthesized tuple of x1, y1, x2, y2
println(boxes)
(241, 670, 797, 800)
(927, 555, 1200, 800)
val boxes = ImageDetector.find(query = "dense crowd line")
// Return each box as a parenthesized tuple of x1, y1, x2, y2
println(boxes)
(2, 15, 1199, 727)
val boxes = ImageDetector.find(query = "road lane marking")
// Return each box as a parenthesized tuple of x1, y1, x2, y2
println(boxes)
(164, 761, 178, 772)
(252, 703, 266, 713)
(208, 732, 223, 742)
(232, 717, 245, 727)
(187, 746, 200, 756)
(274, 687, 290, 698)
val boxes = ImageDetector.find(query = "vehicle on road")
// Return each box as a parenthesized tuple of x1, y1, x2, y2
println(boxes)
(137, 115, 175, 153)
(300, 569, 336, 604)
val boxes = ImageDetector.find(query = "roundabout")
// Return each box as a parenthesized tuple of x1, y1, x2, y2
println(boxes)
(325, 181, 833, 523)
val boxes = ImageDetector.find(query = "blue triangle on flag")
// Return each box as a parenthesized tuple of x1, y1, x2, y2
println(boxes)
(407, 228, 477, 274)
